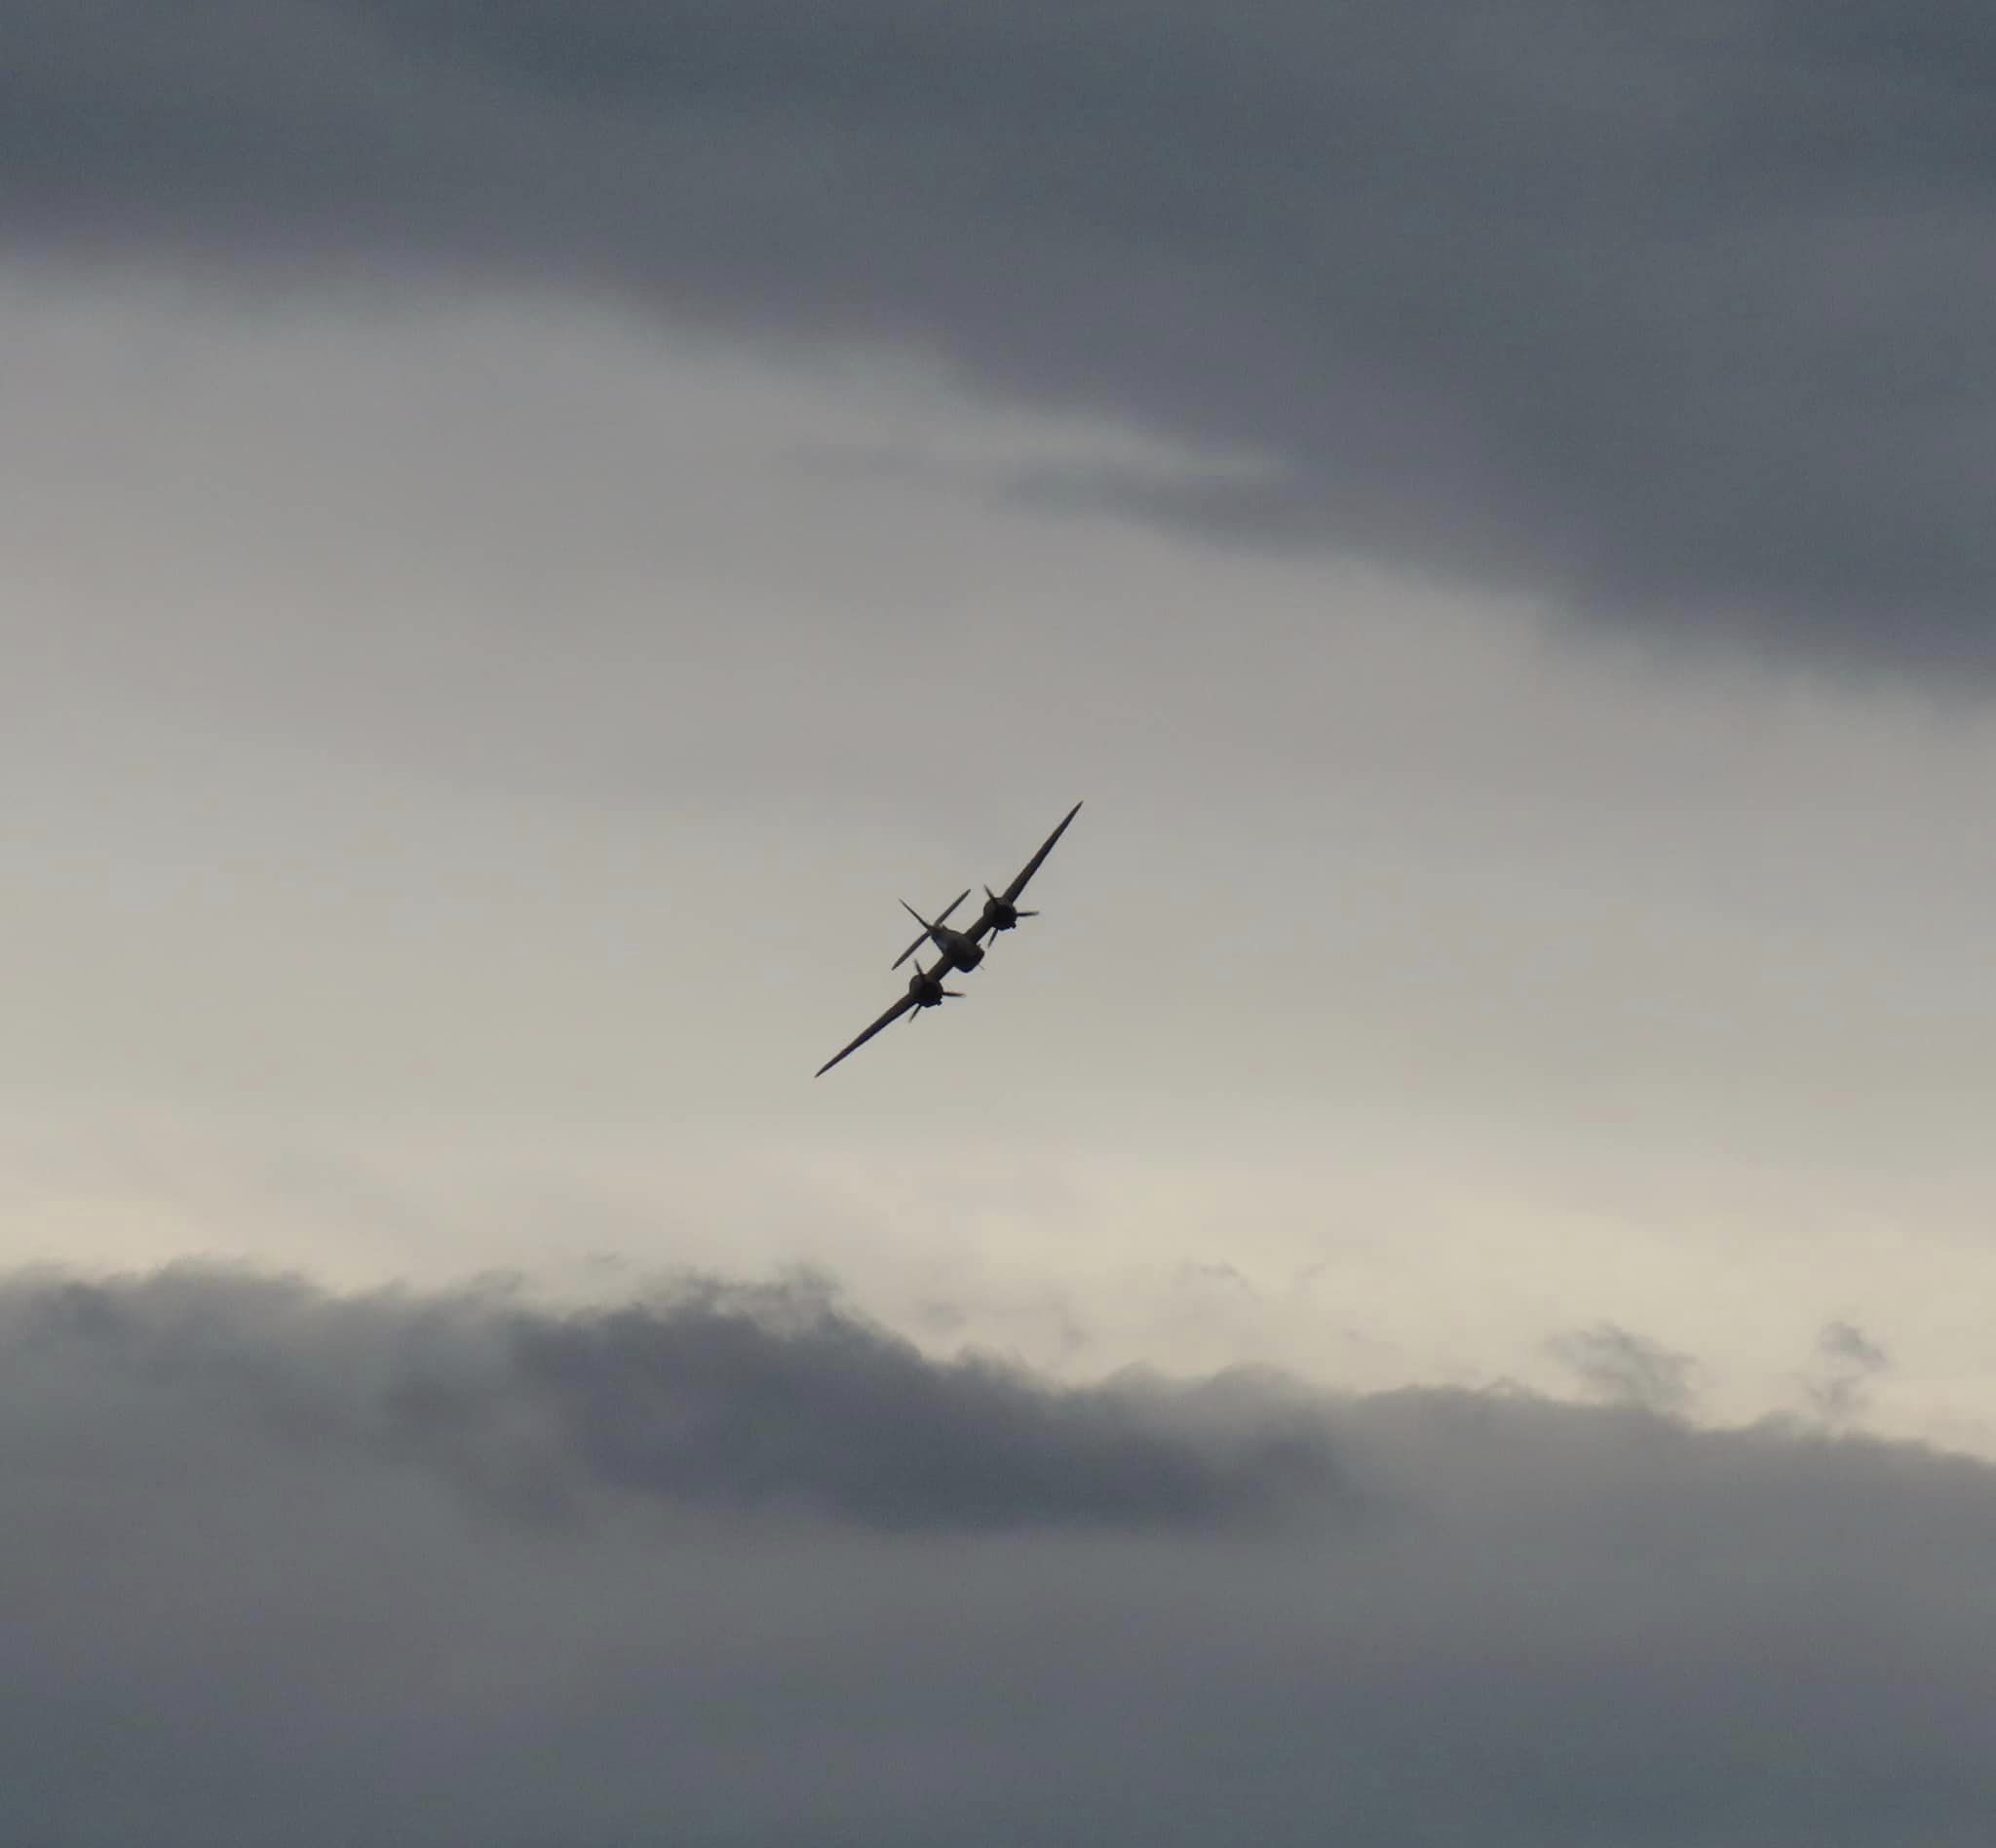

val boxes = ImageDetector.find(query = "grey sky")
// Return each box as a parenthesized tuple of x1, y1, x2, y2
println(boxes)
(9, 7, 1996, 1839)
(5, 272, 1996, 1422)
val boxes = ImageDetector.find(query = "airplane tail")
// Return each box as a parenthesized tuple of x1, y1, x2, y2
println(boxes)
(889, 889, 973, 969)
(890, 903, 934, 971)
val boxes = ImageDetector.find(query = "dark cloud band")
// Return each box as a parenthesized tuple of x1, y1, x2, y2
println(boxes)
(8, 2, 1996, 671)
(8, 1266, 1343, 1531)
(6, 1263, 1996, 1844)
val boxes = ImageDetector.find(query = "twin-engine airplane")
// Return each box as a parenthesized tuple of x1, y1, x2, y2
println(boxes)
(888, 798, 1084, 977)
(814, 801, 1083, 1078)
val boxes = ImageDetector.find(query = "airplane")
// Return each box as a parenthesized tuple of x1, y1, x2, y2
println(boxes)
(889, 799, 1084, 976)
(813, 800, 1084, 1079)
(814, 958, 965, 1078)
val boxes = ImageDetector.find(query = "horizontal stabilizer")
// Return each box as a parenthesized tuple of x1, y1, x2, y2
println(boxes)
(890, 889, 971, 968)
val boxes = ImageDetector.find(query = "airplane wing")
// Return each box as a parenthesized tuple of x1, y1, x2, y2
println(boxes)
(996, 800, 1084, 905)
(815, 989, 921, 1077)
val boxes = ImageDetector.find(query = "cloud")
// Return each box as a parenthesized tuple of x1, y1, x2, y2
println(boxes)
(8, 2, 1996, 673)
(7, 1262, 1996, 1844)
(4, 1265, 1340, 1533)
(1549, 1319, 1698, 1414)
(1805, 1317, 1894, 1423)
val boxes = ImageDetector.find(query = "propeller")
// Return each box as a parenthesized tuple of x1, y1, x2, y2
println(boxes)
(982, 885, 1038, 929)
(905, 988, 965, 1021)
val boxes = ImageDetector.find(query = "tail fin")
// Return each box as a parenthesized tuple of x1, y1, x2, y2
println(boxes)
(891, 903, 934, 971)
(889, 889, 972, 969)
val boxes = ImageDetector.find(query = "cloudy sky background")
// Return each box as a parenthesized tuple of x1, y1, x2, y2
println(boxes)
(7, 2, 1996, 1838)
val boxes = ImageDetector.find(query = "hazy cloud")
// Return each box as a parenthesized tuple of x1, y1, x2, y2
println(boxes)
(8, 1, 1996, 671)
(6, 1263, 1996, 1844)
(1806, 1316, 1894, 1424)
(1175, 1260, 1253, 1293)
(1549, 1319, 1698, 1414)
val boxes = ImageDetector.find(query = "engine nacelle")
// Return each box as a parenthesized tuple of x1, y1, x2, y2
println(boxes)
(982, 899, 1018, 933)
(908, 970, 943, 1004)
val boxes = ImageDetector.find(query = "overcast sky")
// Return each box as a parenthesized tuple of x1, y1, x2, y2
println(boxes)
(8, 3, 1996, 1840)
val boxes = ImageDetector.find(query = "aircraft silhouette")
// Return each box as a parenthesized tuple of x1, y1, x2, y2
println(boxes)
(814, 800, 1083, 1078)
(889, 800, 1085, 976)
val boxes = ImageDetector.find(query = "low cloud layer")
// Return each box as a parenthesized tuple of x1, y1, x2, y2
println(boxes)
(8, 2, 1996, 672)
(9, 1267, 1341, 1533)
(5, 1263, 1996, 1844)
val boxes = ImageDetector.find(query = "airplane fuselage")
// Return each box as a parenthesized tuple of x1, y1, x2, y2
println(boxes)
(923, 927, 985, 975)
